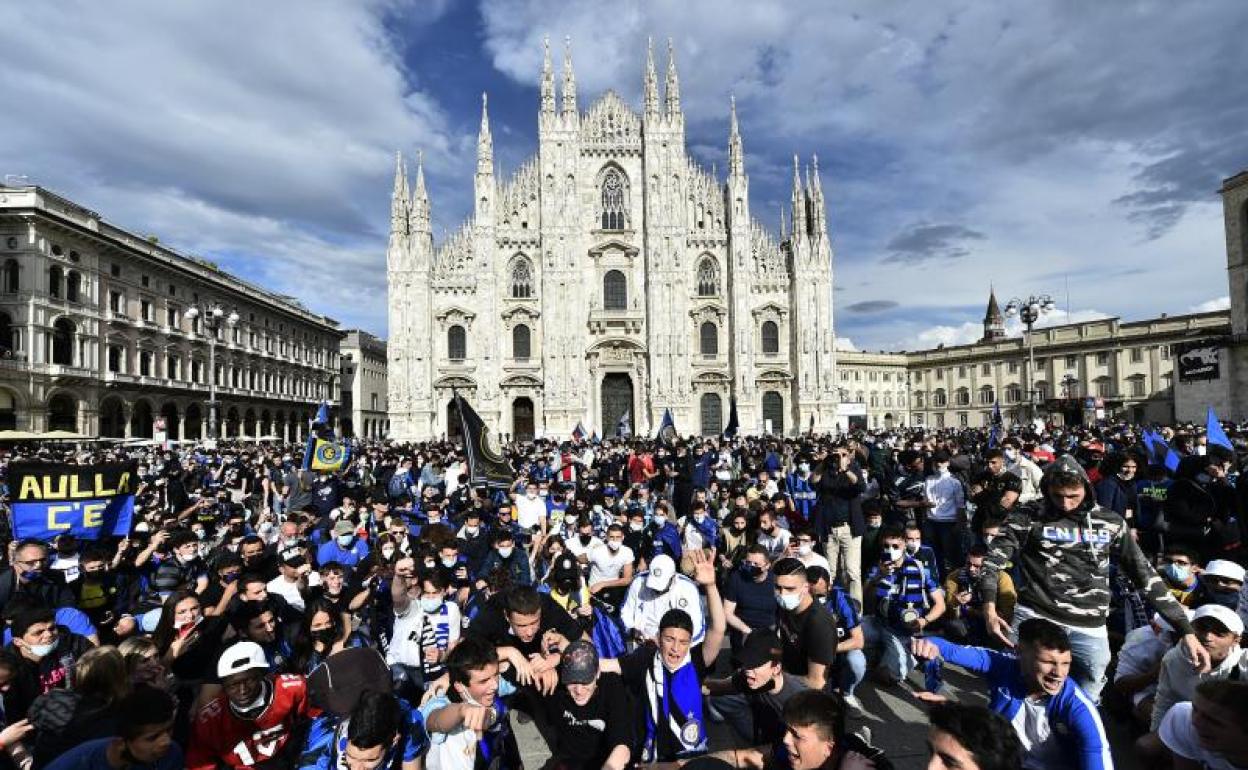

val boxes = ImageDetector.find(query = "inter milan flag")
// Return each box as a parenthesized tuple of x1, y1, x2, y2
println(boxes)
(454, 392, 512, 488)
(572, 421, 587, 443)
(723, 398, 740, 439)
(304, 436, 351, 472)
(656, 408, 678, 446)
(1207, 406, 1234, 451)
(9, 461, 137, 541)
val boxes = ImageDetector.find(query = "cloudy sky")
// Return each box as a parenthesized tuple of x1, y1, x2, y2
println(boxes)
(2, 0, 1245, 351)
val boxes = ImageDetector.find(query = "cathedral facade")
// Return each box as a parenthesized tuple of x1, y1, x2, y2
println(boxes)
(386, 41, 838, 441)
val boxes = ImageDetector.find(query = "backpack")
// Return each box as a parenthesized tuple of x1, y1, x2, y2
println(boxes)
(387, 469, 410, 501)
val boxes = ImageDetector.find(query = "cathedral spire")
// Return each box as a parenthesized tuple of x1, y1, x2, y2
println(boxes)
(728, 95, 744, 177)
(643, 37, 660, 117)
(780, 206, 787, 239)
(664, 38, 681, 116)
(477, 92, 493, 173)
(982, 286, 1006, 341)
(791, 153, 807, 237)
(412, 150, 430, 233)
(561, 36, 577, 117)
(540, 36, 555, 116)
(391, 150, 410, 232)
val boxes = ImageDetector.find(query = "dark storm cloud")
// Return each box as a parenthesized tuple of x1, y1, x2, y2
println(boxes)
(883, 223, 985, 265)
(846, 300, 900, 313)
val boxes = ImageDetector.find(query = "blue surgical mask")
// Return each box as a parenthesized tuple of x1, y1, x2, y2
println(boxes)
(19, 570, 41, 582)
(420, 597, 444, 614)
(1161, 563, 1190, 584)
(336, 534, 354, 547)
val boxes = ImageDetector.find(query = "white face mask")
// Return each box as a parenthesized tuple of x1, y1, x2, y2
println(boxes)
(607, 540, 622, 551)
(465, 525, 479, 536)
(381, 546, 395, 560)
(630, 522, 644, 532)
(884, 545, 904, 562)
(798, 543, 812, 556)
(497, 546, 514, 559)
(776, 593, 801, 611)
(653, 514, 667, 527)
(936, 465, 950, 476)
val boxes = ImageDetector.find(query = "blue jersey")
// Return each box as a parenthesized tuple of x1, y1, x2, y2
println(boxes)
(868, 557, 940, 635)
(929, 637, 1111, 770)
(786, 473, 818, 520)
(299, 697, 428, 770)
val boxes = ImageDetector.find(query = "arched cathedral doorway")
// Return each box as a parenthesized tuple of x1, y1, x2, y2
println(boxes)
(601, 374, 634, 438)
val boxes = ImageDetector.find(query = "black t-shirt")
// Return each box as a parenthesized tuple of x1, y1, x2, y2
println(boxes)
(617, 645, 710, 762)
(776, 601, 839, 677)
(466, 593, 583, 657)
(723, 570, 779, 631)
(544, 673, 634, 768)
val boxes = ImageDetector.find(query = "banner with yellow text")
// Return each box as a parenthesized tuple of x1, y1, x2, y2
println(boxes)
(9, 461, 137, 541)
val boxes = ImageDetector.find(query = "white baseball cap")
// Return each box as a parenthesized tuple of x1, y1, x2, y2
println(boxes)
(1193, 604, 1245, 637)
(217, 641, 270, 679)
(1203, 560, 1247, 584)
(646, 554, 676, 591)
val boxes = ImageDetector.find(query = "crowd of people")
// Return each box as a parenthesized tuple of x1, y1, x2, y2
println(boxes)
(0, 420, 1247, 770)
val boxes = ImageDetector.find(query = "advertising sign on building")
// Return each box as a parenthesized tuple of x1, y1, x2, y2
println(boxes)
(1175, 342, 1221, 382)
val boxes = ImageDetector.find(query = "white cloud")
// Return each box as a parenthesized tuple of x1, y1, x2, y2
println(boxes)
(0, 0, 458, 333)
(1189, 296, 1231, 313)
(834, 337, 859, 351)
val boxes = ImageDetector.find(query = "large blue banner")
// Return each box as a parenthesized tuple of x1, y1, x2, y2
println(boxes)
(9, 461, 137, 541)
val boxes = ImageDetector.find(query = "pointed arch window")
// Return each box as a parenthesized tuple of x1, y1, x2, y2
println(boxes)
(600, 168, 627, 230)
(510, 256, 533, 299)
(696, 257, 719, 296)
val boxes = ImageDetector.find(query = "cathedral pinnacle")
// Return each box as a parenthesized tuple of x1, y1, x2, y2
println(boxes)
(644, 37, 659, 116)
(390, 151, 410, 237)
(561, 36, 577, 116)
(664, 38, 681, 116)
(540, 36, 555, 115)
(412, 150, 430, 233)
(477, 92, 493, 171)
(728, 95, 744, 176)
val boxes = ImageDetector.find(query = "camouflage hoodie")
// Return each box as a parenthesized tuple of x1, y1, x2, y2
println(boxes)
(979, 454, 1193, 633)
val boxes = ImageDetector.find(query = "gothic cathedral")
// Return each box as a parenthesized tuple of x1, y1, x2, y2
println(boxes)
(386, 40, 838, 441)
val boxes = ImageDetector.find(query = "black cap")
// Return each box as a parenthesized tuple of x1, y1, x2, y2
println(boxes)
(738, 630, 783, 669)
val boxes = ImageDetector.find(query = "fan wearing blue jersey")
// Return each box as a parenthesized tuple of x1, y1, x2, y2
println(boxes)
(912, 618, 1112, 770)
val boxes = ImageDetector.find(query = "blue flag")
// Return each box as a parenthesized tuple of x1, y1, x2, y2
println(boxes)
(572, 421, 587, 443)
(988, 401, 1004, 448)
(656, 408, 677, 446)
(1143, 428, 1181, 472)
(723, 398, 739, 439)
(1207, 407, 1234, 451)
(9, 461, 136, 541)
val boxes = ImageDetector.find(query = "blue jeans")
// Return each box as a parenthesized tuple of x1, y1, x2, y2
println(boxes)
(839, 649, 867, 696)
(862, 616, 915, 683)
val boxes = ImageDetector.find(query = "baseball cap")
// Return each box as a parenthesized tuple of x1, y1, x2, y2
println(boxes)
(738, 630, 783, 669)
(559, 639, 599, 685)
(279, 545, 306, 568)
(333, 520, 355, 537)
(1203, 560, 1246, 584)
(217, 641, 270, 679)
(646, 554, 676, 591)
(1192, 604, 1245, 637)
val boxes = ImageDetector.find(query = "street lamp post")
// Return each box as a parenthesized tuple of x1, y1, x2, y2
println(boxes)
(1004, 294, 1056, 422)
(185, 303, 239, 440)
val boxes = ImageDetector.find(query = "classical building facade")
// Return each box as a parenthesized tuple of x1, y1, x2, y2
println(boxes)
(834, 292, 1230, 432)
(340, 329, 389, 439)
(1175, 169, 1248, 422)
(0, 184, 342, 439)
(387, 40, 838, 441)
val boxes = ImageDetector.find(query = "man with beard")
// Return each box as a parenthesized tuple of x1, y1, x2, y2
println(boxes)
(187, 641, 309, 770)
